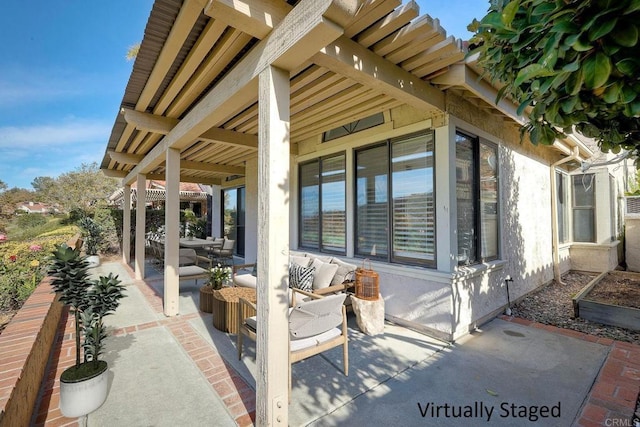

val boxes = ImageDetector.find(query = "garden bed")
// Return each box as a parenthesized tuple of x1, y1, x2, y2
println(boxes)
(573, 271, 640, 331)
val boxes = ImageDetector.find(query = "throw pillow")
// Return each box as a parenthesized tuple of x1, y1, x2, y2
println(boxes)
(310, 258, 339, 290)
(330, 258, 357, 285)
(289, 264, 315, 292)
(290, 255, 311, 268)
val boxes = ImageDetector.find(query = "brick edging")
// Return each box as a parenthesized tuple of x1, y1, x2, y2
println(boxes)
(0, 278, 63, 427)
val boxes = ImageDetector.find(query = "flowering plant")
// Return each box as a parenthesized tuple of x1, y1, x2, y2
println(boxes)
(208, 263, 231, 290)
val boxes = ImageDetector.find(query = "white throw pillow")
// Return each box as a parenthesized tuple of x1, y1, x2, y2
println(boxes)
(330, 258, 357, 285)
(290, 255, 311, 268)
(310, 258, 339, 290)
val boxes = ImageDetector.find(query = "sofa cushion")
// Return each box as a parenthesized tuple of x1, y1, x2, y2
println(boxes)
(290, 255, 311, 268)
(310, 258, 339, 290)
(330, 258, 357, 285)
(289, 264, 315, 291)
(307, 254, 333, 263)
(234, 273, 257, 289)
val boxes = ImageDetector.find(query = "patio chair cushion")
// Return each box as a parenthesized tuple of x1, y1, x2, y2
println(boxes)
(289, 293, 346, 338)
(234, 273, 257, 289)
(310, 258, 339, 290)
(178, 265, 208, 278)
(242, 295, 345, 352)
(290, 328, 342, 352)
(289, 264, 315, 291)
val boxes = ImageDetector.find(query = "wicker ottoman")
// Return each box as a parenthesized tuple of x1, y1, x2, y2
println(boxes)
(212, 287, 257, 334)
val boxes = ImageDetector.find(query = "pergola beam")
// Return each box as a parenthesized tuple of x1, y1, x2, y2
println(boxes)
(180, 160, 245, 175)
(313, 36, 446, 111)
(107, 150, 145, 165)
(123, 0, 357, 185)
(204, 0, 291, 39)
(101, 169, 128, 178)
(121, 108, 179, 135)
(200, 127, 259, 150)
(145, 173, 222, 185)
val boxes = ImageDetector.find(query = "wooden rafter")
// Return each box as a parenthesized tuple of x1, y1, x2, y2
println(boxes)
(120, 109, 179, 134)
(123, 0, 357, 184)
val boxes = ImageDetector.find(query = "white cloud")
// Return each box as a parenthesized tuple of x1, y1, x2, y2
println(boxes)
(0, 119, 111, 148)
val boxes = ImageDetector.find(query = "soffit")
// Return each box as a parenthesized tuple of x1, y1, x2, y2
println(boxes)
(101, 0, 471, 184)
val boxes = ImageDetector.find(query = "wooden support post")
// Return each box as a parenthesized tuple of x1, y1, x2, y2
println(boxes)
(256, 65, 290, 426)
(122, 184, 131, 265)
(164, 148, 181, 316)
(135, 174, 147, 280)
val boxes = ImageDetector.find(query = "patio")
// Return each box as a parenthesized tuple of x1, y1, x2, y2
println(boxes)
(31, 260, 639, 426)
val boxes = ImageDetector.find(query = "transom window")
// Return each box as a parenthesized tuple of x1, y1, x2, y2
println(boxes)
(322, 113, 384, 142)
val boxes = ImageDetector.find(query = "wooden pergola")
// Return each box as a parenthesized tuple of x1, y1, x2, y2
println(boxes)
(100, 0, 591, 424)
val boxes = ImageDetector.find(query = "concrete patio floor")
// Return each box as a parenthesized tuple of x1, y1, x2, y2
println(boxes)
(33, 261, 639, 426)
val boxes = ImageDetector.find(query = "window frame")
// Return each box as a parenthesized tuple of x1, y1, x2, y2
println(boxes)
(571, 173, 596, 243)
(354, 130, 436, 267)
(298, 152, 347, 255)
(455, 130, 500, 266)
(556, 171, 570, 245)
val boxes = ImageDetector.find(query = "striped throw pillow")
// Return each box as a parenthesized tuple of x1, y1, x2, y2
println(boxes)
(289, 264, 315, 292)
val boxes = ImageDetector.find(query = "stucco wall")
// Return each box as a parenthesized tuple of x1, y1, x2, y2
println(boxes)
(500, 146, 555, 300)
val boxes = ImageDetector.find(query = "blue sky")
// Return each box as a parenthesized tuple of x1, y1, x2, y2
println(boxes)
(0, 0, 490, 190)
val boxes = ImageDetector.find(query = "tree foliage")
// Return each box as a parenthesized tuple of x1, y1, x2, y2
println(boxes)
(44, 162, 119, 214)
(469, 0, 640, 160)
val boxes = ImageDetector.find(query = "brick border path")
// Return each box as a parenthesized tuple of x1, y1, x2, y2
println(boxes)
(499, 315, 640, 427)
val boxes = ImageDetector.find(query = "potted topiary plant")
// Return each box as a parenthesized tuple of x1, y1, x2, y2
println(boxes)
(48, 243, 126, 417)
(199, 263, 231, 313)
(78, 217, 103, 267)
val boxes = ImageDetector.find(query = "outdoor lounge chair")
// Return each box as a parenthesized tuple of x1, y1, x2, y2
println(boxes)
(237, 288, 348, 395)
(211, 239, 235, 266)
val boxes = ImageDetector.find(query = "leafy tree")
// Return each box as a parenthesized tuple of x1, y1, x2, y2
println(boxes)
(126, 43, 140, 61)
(31, 176, 56, 201)
(470, 0, 640, 161)
(0, 187, 34, 217)
(0, 180, 7, 193)
(46, 162, 119, 214)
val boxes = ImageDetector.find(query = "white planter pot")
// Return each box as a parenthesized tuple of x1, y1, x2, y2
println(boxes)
(59, 364, 109, 418)
(86, 255, 101, 268)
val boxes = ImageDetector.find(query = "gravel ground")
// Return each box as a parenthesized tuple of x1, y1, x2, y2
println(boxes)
(511, 271, 640, 344)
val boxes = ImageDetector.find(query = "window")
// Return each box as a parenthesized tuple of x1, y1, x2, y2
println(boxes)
(572, 174, 595, 242)
(299, 154, 346, 254)
(222, 187, 245, 256)
(556, 172, 570, 244)
(355, 131, 435, 266)
(456, 131, 499, 265)
(323, 113, 384, 142)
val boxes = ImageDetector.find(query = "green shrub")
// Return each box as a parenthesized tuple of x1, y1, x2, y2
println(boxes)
(16, 213, 47, 229)
(0, 232, 76, 312)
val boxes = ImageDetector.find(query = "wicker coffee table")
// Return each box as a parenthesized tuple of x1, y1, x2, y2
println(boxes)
(212, 287, 257, 334)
